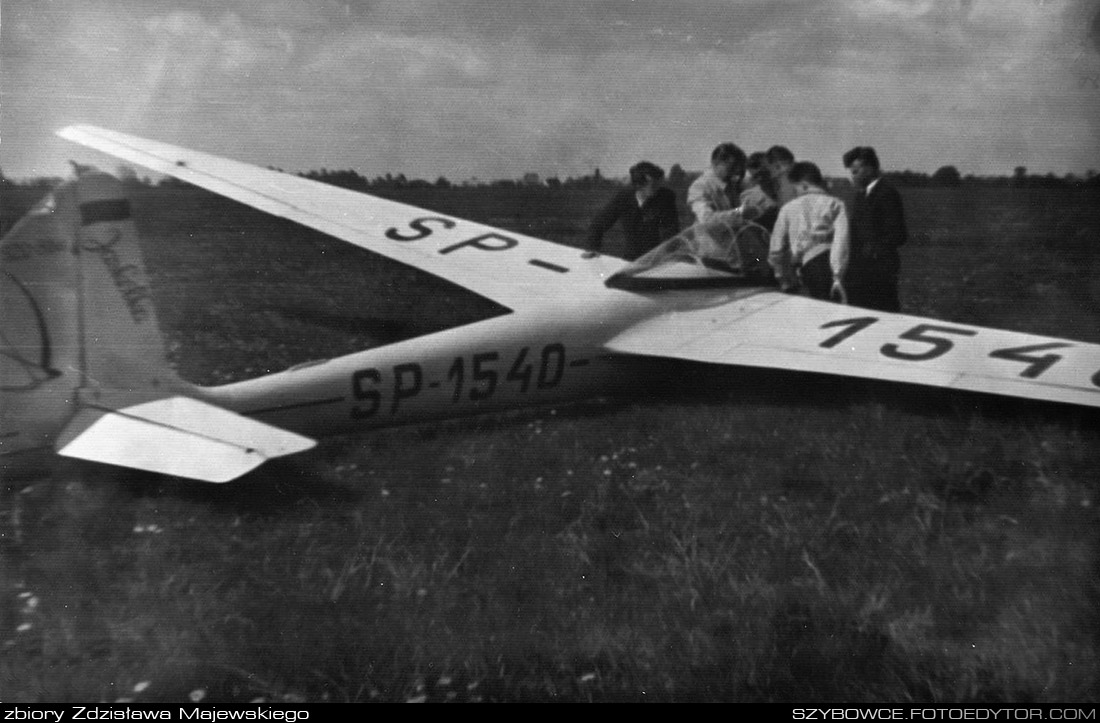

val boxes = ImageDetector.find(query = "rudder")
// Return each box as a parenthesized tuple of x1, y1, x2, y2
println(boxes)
(72, 171, 179, 393)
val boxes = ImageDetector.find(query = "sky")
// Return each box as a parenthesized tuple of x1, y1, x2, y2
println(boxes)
(3, 0, 1100, 182)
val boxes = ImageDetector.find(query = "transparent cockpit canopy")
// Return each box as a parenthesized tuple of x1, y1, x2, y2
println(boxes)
(606, 211, 775, 291)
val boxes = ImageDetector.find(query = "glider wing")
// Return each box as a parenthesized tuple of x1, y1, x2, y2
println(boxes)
(604, 291, 1100, 409)
(57, 125, 617, 312)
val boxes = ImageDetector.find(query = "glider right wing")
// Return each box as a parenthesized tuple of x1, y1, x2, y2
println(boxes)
(605, 290, 1100, 409)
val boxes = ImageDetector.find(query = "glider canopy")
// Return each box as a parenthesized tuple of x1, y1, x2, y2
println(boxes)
(607, 212, 775, 291)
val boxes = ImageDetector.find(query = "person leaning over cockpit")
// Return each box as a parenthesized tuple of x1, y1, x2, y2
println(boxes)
(739, 151, 779, 231)
(582, 161, 680, 261)
(767, 161, 850, 300)
(687, 143, 747, 224)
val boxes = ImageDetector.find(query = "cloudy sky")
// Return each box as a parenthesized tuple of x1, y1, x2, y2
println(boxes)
(3, 0, 1099, 182)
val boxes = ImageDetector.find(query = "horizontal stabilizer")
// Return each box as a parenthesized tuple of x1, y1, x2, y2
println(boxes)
(56, 396, 315, 482)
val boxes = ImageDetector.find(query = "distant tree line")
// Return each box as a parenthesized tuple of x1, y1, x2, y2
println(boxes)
(2, 163, 1098, 191)
(293, 166, 624, 192)
(878, 165, 1100, 189)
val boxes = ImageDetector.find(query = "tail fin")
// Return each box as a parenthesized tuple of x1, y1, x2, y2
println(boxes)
(72, 171, 177, 391)
(2, 171, 314, 480)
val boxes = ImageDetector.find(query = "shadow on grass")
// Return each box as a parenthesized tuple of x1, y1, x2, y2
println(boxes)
(655, 361, 1100, 429)
(114, 458, 367, 517)
(267, 304, 413, 345)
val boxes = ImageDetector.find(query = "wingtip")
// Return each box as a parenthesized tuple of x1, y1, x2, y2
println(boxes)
(56, 124, 87, 141)
(57, 123, 108, 140)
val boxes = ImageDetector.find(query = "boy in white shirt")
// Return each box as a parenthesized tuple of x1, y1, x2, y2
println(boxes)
(687, 143, 746, 224)
(768, 161, 850, 300)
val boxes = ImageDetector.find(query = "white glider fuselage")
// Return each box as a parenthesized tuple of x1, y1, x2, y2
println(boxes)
(195, 287, 750, 436)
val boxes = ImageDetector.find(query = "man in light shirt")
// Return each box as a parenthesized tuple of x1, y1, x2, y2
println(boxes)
(768, 161, 850, 300)
(687, 143, 746, 224)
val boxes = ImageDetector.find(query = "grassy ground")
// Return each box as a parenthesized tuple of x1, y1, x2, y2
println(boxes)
(1, 182, 1099, 703)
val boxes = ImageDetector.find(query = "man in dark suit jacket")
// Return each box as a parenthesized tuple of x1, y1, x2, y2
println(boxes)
(842, 147, 908, 312)
(584, 161, 680, 261)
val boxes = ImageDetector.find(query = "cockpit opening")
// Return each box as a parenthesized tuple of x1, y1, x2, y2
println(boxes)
(605, 211, 776, 291)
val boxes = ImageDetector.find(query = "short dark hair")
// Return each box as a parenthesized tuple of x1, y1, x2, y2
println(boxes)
(746, 151, 768, 172)
(766, 145, 794, 164)
(842, 146, 880, 171)
(628, 161, 664, 186)
(788, 161, 824, 186)
(711, 143, 747, 168)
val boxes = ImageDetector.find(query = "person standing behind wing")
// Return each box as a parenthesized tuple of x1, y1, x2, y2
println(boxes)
(842, 146, 908, 312)
(739, 151, 779, 231)
(583, 161, 680, 261)
(768, 161, 850, 300)
(687, 143, 747, 224)
(766, 145, 798, 208)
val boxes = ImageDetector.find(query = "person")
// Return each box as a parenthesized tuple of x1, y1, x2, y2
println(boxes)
(766, 145, 799, 208)
(583, 161, 680, 260)
(687, 143, 746, 224)
(738, 151, 779, 231)
(842, 146, 908, 312)
(768, 161, 850, 300)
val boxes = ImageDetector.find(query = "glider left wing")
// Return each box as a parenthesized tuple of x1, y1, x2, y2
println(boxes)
(605, 291, 1100, 409)
(58, 125, 617, 312)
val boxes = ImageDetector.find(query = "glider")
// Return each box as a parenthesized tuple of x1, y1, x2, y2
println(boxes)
(1, 125, 1097, 482)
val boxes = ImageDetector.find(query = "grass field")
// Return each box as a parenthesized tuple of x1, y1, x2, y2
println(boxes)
(2, 181, 1099, 703)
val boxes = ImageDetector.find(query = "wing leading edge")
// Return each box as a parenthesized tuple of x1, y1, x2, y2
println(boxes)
(57, 125, 619, 312)
(604, 291, 1100, 409)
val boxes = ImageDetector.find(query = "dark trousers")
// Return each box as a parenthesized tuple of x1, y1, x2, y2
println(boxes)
(800, 251, 833, 300)
(845, 257, 901, 312)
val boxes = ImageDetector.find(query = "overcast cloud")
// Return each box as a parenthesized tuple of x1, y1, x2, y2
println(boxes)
(2, 0, 1098, 181)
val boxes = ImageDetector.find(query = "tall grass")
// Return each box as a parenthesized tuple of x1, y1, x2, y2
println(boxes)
(1, 185, 1098, 702)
